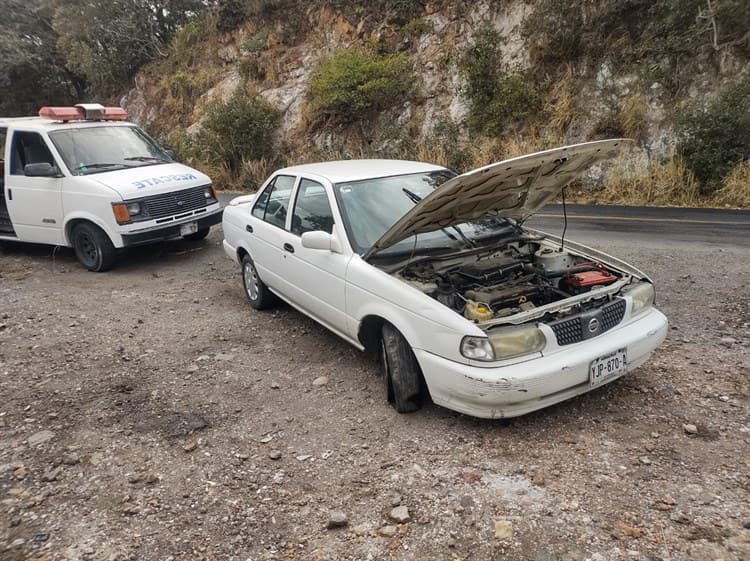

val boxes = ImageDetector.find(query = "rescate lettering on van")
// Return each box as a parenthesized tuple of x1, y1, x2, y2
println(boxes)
(132, 173, 197, 189)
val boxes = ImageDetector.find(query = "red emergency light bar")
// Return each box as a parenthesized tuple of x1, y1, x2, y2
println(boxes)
(39, 106, 83, 120)
(39, 104, 128, 122)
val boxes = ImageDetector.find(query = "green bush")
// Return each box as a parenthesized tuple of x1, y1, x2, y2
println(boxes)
(216, 0, 247, 32)
(676, 80, 750, 192)
(238, 57, 265, 82)
(241, 32, 268, 54)
(310, 50, 415, 125)
(387, 0, 424, 25)
(192, 90, 281, 176)
(462, 23, 544, 136)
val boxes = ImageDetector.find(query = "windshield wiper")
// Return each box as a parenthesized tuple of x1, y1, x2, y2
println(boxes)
(124, 156, 166, 162)
(75, 163, 126, 171)
(401, 187, 476, 248)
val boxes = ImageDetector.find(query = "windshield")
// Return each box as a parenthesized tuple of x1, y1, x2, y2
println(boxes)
(48, 126, 172, 176)
(334, 171, 517, 256)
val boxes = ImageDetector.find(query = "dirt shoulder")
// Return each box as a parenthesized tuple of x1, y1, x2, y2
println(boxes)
(1, 230, 748, 561)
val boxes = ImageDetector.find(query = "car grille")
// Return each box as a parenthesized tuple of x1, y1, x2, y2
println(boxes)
(549, 316, 583, 346)
(548, 298, 626, 346)
(142, 185, 210, 219)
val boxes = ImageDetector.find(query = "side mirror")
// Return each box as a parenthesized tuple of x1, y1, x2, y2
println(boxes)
(165, 149, 177, 161)
(24, 162, 59, 177)
(301, 230, 333, 251)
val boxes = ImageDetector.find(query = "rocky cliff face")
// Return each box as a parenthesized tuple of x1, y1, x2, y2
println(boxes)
(122, 0, 749, 189)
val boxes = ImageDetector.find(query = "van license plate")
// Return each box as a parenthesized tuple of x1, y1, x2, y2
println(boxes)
(180, 222, 198, 236)
(589, 349, 627, 387)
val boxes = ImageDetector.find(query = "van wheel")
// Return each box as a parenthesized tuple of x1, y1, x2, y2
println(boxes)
(71, 223, 116, 272)
(380, 324, 424, 413)
(183, 227, 210, 241)
(241, 254, 275, 310)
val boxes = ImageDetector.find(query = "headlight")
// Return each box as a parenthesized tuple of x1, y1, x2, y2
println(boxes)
(488, 325, 546, 360)
(126, 202, 142, 216)
(627, 282, 655, 316)
(460, 336, 495, 361)
(204, 185, 217, 200)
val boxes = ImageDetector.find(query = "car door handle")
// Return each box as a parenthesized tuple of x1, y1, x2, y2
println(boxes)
(245, 224, 253, 233)
(283, 243, 295, 253)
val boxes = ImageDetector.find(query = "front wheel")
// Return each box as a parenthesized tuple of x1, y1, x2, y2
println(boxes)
(380, 324, 425, 413)
(183, 227, 210, 241)
(71, 223, 116, 272)
(241, 254, 276, 310)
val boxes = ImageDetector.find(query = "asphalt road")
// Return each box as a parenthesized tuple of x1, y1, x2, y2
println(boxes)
(527, 203, 750, 249)
(219, 192, 750, 249)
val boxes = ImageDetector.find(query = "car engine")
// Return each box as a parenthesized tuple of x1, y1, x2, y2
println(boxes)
(397, 240, 624, 323)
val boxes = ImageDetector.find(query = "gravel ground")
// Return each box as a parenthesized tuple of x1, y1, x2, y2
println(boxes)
(0, 228, 748, 561)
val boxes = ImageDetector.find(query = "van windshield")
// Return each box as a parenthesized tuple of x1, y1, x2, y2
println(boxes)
(48, 126, 172, 176)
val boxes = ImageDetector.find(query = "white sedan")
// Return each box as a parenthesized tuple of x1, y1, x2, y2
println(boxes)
(222, 140, 668, 419)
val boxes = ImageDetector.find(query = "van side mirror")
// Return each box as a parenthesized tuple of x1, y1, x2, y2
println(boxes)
(24, 162, 59, 177)
(165, 149, 177, 161)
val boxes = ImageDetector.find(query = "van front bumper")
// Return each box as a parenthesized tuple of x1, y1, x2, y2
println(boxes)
(120, 207, 223, 247)
(416, 308, 668, 419)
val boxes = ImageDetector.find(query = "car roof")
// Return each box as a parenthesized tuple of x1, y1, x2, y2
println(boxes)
(0, 117, 134, 132)
(276, 159, 447, 183)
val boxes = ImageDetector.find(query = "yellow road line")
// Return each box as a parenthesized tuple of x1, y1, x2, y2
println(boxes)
(535, 213, 750, 226)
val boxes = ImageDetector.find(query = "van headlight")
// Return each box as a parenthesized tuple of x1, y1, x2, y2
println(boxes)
(627, 282, 655, 316)
(126, 202, 143, 216)
(461, 325, 546, 362)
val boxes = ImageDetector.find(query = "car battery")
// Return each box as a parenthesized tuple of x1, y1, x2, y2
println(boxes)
(562, 264, 618, 293)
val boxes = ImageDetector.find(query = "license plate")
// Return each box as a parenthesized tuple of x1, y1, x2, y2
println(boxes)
(589, 349, 627, 387)
(180, 222, 198, 236)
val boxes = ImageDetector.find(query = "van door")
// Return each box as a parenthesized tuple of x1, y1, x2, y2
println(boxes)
(5, 130, 65, 244)
(0, 127, 14, 236)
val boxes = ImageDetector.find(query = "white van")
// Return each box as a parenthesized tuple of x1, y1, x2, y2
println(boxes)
(0, 104, 221, 271)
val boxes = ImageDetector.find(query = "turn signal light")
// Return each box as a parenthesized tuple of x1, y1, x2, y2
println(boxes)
(112, 203, 131, 224)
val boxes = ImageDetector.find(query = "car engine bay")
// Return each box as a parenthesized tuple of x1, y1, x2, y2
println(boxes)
(397, 238, 633, 325)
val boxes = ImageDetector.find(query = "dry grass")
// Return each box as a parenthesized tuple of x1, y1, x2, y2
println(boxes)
(543, 67, 580, 135)
(711, 161, 750, 207)
(584, 157, 700, 206)
(240, 157, 274, 190)
(620, 92, 648, 141)
(414, 142, 451, 169)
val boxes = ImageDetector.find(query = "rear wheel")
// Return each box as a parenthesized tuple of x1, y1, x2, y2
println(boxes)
(380, 324, 424, 413)
(241, 254, 276, 310)
(71, 223, 116, 272)
(183, 227, 210, 241)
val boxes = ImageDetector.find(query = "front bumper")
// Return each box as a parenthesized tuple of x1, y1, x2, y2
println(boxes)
(416, 307, 668, 419)
(121, 207, 223, 247)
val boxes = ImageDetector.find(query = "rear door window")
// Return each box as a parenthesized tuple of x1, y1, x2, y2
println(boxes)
(251, 174, 296, 229)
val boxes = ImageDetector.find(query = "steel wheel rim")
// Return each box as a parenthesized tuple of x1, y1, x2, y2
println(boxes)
(243, 261, 259, 301)
(78, 233, 99, 266)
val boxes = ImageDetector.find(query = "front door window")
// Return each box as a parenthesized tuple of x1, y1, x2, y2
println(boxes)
(291, 179, 333, 235)
(10, 131, 56, 175)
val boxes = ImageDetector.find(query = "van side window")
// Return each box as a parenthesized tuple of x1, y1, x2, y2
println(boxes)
(251, 175, 296, 229)
(10, 131, 55, 175)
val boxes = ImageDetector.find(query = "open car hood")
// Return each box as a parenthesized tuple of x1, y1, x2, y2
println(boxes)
(363, 139, 631, 260)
